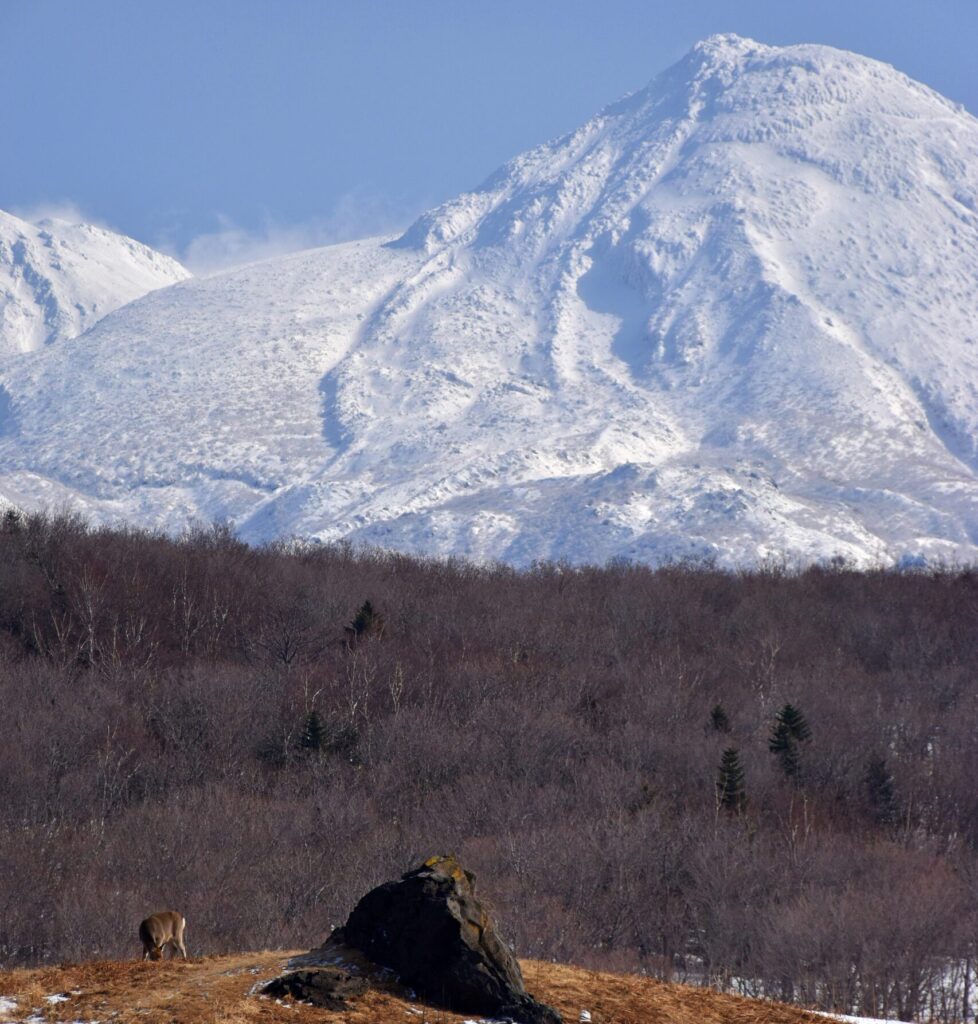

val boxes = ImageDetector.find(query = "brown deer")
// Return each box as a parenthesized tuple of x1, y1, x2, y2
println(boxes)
(138, 911, 187, 960)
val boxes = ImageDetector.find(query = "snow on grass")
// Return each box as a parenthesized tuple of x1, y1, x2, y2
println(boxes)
(821, 1015, 917, 1024)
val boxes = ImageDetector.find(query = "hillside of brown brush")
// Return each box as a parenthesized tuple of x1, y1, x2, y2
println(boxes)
(2, 514, 975, 1021)
(0, 952, 829, 1024)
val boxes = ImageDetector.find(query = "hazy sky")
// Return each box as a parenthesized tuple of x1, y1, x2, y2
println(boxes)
(4, 0, 977, 271)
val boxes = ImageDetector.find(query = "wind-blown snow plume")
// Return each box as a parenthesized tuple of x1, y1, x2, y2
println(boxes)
(180, 192, 421, 275)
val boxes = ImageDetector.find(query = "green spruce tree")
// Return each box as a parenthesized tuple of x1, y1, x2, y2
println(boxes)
(346, 599, 385, 642)
(300, 710, 326, 752)
(778, 703, 811, 742)
(716, 747, 747, 813)
(710, 704, 731, 734)
(769, 704, 810, 781)
(864, 755, 899, 826)
(769, 721, 801, 778)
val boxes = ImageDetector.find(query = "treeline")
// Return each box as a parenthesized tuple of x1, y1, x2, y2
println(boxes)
(0, 511, 976, 1022)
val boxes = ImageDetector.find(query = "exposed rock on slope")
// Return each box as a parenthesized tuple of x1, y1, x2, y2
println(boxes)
(1, 36, 977, 565)
(327, 855, 562, 1023)
(260, 965, 368, 1009)
(0, 209, 189, 356)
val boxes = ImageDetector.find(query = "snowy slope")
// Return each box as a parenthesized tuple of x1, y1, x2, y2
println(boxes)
(0, 209, 189, 355)
(1, 34, 977, 566)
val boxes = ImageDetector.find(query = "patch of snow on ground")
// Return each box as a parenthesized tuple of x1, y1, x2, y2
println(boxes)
(821, 1015, 917, 1024)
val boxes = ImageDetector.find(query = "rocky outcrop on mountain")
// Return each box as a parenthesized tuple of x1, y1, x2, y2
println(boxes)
(330, 855, 562, 1024)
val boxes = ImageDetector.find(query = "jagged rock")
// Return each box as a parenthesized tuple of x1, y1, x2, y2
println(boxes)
(260, 966, 368, 1009)
(330, 854, 563, 1024)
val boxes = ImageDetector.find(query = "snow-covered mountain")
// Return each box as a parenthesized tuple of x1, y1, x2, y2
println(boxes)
(0, 209, 189, 355)
(1, 34, 977, 566)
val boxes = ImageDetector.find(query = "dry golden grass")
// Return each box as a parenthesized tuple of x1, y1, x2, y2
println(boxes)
(0, 952, 829, 1024)
(523, 960, 827, 1024)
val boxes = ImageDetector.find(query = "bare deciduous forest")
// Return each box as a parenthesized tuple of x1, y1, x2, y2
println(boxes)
(1, 513, 976, 1022)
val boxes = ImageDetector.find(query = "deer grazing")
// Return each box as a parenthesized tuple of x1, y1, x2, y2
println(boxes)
(138, 911, 187, 960)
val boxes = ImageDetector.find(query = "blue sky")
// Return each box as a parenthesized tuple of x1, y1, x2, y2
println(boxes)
(4, 0, 976, 270)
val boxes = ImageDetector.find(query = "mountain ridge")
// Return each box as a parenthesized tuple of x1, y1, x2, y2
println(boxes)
(0, 209, 190, 356)
(1, 35, 976, 566)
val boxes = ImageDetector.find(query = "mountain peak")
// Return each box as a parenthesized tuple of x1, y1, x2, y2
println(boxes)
(0, 208, 189, 355)
(1, 42, 977, 566)
(687, 32, 767, 65)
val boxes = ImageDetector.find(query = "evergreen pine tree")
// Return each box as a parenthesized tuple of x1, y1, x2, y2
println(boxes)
(300, 710, 326, 752)
(769, 721, 801, 778)
(769, 704, 810, 781)
(710, 704, 731, 733)
(864, 755, 899, 826)
(346, 599, 384, 642)
(778, 703, 811, 742)
(716, 747, 747, 813)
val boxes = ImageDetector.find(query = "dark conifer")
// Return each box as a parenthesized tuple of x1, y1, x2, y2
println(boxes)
(300, 710, 326, 752)
(864, 755, 899, 826)
(778, 703, 811, 742)
(710, 704, 731, 733)
(769, 721, 802, 778)
(769, 704, 810, 781)
(346, 599, 384, 642)
(768, 719, 791, 756)
(716, 747, 747, 812)
(2, 508, 22, 533)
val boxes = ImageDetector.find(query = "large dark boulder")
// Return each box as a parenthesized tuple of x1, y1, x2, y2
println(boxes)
(331, 855, 562, 1024)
